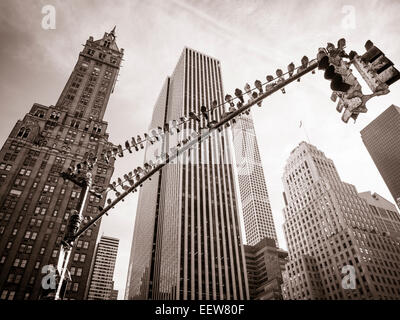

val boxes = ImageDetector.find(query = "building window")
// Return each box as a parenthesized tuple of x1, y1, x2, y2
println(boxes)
(8, 291, 15, 301)
(17, 127, 31, 139)
(14, 275, 22, 284)
(20, 259, 27, 268)
(13, 258, 20, 267)
(34, 110, 45, 118)
(50, 111, 61, 120)
(7, 274, 14, 283)
(9, 189, 22, 197)
(1, 290, 8, 300)
(79, 62, 89, 72)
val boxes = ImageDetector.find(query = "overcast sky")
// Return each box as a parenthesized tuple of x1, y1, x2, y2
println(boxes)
(1, 0, 399, 299)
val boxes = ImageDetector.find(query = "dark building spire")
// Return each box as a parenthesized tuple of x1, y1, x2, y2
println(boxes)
(110, 26, 116, 37)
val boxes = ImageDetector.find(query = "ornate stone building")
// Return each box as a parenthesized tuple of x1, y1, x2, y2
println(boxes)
(0, 28, 123, 300)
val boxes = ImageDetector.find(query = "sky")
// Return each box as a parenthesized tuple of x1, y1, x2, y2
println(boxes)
(0, 0, 399, 299)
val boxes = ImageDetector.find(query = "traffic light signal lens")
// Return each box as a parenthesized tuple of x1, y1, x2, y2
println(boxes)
(318, 56, 329, 70)
(331, 75, 351, 92)
(324, 66, 336, 80)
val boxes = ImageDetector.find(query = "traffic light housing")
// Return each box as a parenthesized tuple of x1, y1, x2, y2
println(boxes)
(324, 65, 351, 92)
(317, 42, 371, 123)
(318, 49, 352, 92)
(352, 40, 400, 93)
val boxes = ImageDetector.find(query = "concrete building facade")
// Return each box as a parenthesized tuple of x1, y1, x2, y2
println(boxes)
(281, 142, 400, 300)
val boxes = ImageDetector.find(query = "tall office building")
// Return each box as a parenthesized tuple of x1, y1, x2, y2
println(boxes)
(244, 237, 287, 300)
(281, 142, 400, 300)
(0, 28, 122, 300)
(87, 235, 119, 300)
(125, 48, 249, 300)
(359, 191, 400, 240)
(361, 105, 400, 208)
(232, 111, 278, 246)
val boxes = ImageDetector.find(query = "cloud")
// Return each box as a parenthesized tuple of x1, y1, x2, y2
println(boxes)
(1, 0, 400, 299)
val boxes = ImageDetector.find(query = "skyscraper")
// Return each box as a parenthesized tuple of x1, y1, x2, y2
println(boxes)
(0, 28, 122, 300)
(125, 48, 249, 300)
(361, 105, 400, 209)
(232, 111, 278, 246)
(87, 235, 119, 300)
(359, 191, 400, 241)
(244, 237, 287, 300)
(281, 142, 400, 300)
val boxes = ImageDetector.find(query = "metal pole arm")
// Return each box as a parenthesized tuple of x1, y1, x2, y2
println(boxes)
(74, 59, 318, 241)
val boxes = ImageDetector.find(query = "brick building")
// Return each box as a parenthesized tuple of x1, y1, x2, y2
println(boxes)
(0, 28, 122, 300)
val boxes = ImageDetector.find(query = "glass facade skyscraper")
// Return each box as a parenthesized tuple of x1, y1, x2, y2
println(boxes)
(361, 105, 400, 209)
(125, 48, 249, 300)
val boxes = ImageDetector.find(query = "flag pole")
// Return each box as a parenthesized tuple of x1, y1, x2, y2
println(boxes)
(300, 120, 311, 143)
